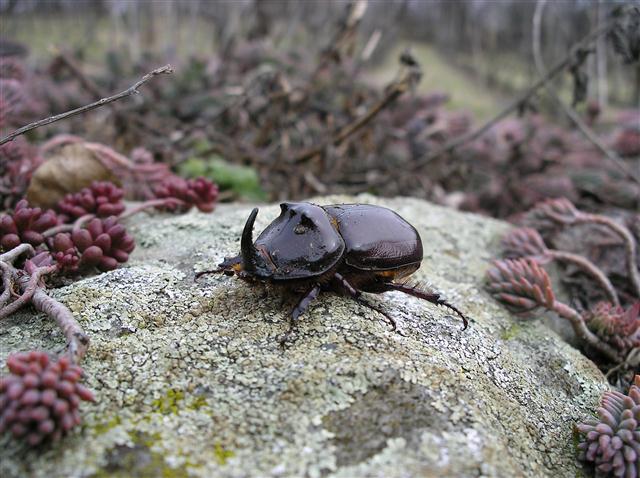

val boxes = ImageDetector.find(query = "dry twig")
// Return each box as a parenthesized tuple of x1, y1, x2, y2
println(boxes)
(0, 64, 174, 146)
(292, 62, 421, 164)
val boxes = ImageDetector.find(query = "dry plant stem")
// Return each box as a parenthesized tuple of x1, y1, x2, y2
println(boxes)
(533, 0, 640, 184)
(43, 214, 96, 238)
(410, 11, 625, 173)
(0, 265, 57, 319)
(118, 198, 187, 220)
(292, 65, 420, 163)
(579, 214, 640, 298)
(548, 250, 620, 305)
(0, 64, 173, 145)
(0, 243, 35, 264)
(31, 286, 89, 363)
(0, 262, 13, 307)
(553, 301, 621, 363)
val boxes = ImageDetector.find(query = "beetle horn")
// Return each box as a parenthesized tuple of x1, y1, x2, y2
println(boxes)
(241, 208, 259, 270)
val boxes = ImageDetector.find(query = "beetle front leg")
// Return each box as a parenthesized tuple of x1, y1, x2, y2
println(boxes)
(279, 284, 322, 348)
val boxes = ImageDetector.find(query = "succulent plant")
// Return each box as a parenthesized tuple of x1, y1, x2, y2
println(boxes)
(523, 197, 581, 231)
(56, 181, 125, 220)
(485, 258, 621, 363)
(0, 351, 94, 446)
(0, 200, 58, 251)
(502, 227, 549, 259)
(485, 258, 555, 312)
(49, 233, 80, 273)
(576, 375, 640, 478)
(584, 302, 640, 356)
(70, 217, 135, 271)
(154, 176, 219, 213)
(501, 227, 620, 306)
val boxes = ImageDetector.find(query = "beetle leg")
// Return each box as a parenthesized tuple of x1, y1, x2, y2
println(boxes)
(384, 282, 468, 330)
(333, 272, 361, 298)
(194, 268, 226, 280)
(279, 284, 322, 348)
(353, 296, 401, 333)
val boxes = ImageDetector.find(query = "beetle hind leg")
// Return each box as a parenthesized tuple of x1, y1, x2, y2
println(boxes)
(384, 282, 469, 330)
(279, 284, 322, 348)
(354, 296, 400, 332)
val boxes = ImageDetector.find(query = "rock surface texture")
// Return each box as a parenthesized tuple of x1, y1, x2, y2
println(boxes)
(0, 195, 608, 478)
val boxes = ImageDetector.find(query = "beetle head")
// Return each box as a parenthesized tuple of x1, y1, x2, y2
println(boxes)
(219, 203, 345, 281)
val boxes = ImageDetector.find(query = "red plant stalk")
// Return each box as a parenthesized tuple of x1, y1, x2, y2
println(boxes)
(578, 213, 640, 298)
(30, 286, 89, 363)
(502, 227, 619, 305)
(0, 244, 89, 363)
(529, 199, 639, 297)
(42, 213, 96, 238)
(117, 198, 186, 220)
(547, 250, 619, 306)
(0, 265, 57, 319)
(552, 301, 621, 363)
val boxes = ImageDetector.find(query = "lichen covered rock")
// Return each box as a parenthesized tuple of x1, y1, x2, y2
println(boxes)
(0, 195, 608, 477)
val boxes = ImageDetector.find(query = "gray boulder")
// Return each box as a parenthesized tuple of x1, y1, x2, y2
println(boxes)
(0, 196, 607, 477)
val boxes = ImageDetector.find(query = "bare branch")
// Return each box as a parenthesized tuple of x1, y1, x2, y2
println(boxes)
(292, 62, 421, 164)
(0, 64, 174, 146)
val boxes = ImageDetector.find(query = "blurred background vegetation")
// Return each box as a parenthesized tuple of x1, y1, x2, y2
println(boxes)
(3, 0, 638, 119)
(1, 0, 638, 213)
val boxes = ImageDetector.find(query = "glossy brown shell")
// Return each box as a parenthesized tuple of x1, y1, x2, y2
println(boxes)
(323, 204, 423, 271)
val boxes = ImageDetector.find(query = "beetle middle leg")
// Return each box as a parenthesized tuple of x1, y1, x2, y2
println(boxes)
(279, 283, 321, 348)
(332, 273, 402, 334)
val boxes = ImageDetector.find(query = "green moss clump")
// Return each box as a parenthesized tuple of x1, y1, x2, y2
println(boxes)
(152, 389, 185, 415)
(501, 323, 523, 340)
(93, 416, 122, 435)
(188, 395, 208, 410)
(213, 442, 234, 465)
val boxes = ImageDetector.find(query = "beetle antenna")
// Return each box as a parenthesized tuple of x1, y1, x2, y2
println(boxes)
(241, 208, 259, 271)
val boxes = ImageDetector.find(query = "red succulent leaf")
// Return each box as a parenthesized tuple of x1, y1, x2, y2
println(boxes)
(0, 200, 59, 251)
(56, 181, 125, 221)
(485, 258, 555, 312)
(0, 351, 94, 446)
(153, 175, 219, 213)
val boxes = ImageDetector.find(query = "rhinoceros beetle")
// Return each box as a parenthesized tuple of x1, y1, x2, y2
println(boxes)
(198, 202, 468, 345)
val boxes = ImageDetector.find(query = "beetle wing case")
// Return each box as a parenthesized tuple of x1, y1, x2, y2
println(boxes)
(253, 202, 345, 280)
(322, 204, 423, 271)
